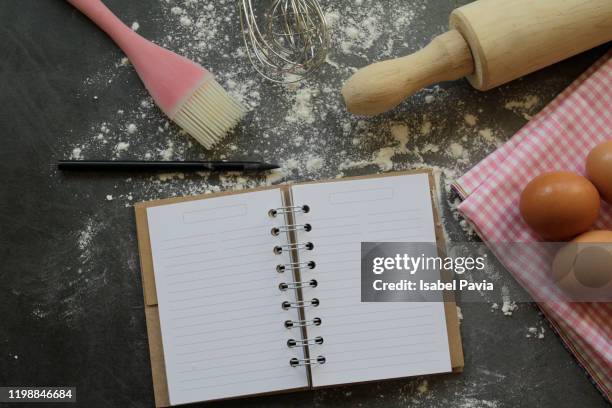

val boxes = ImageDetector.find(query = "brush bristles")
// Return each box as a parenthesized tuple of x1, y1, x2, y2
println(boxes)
(174, 80, 246, 149)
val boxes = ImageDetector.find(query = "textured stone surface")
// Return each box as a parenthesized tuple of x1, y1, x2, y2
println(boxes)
(0, 1, 609, 407)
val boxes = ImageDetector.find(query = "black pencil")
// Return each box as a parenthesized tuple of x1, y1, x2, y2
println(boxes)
(57, 160, 280, 172)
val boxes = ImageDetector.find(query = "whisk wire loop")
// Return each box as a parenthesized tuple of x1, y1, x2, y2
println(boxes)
(239, 0, 329, 83)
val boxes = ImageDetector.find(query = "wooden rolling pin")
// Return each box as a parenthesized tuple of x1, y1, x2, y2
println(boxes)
(342, 0, 612, 116)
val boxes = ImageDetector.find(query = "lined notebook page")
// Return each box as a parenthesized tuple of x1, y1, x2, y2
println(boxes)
(290, 174, 452, 387)
(146, 189, 308, 405)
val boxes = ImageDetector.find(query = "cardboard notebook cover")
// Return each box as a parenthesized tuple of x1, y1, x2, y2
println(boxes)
(134, 170, 464, 407)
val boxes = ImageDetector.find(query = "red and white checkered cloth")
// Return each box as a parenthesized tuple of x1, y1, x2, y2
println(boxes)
(453, 50, 612, 400)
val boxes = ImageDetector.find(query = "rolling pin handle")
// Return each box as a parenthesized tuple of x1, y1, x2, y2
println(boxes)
(342, 29, 474, 116)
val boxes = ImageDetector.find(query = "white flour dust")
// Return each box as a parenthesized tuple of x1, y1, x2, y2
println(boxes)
(500, 286, 518, 316)
(77, 218, 97, 251)
(504, 95, 541, 120)
(526, 326, 545, 339)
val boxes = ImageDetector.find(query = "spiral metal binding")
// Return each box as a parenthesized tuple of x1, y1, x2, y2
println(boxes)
(270, 203, 324, 367)
(271, 224, 312, 236)
(279, 279, 318, 291)
(287, 336, 324, 347)
(284, 317, 321, 329)
(276, 261, 315, 273)
(273, 242, 313, 255)
(268, 205, 310, 217)
(290, 356, 326, 367)
(282, 298, 319, 309)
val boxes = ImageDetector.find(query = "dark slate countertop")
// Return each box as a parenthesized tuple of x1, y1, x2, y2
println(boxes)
(0, 1, 609, 407)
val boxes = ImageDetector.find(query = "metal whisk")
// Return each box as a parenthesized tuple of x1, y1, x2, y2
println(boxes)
(239, 0, 330, 83)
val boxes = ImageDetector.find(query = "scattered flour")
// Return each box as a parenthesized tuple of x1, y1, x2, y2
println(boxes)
(32, 307, 48, 319)
(326, 1, 416, 59)
(422, 144, 439, 153)
(500, 286, 518, 316)
(478, 128, 495, 142)
(525, 326, 544, 340)
(114, 142, 130, 154)
(504, 95, 540, 120)
(180, 16, 193, 26)
(159, 140, 175, 161)
(505, 95, 539, 111)
(284, 158, 300, 171)
(416, 380, 428, 395)
(306, 155, 324, 172)
(449, 143, 464, 159)
(70, 147, 83, 160)
(455, 399, 499, 408)
(464, 114, 477, 127)
(286, 87, 317, 124)
(66, 0, 499, 200)
(526, 326, 545, 339)
(77, 219, 96, 251)
(391, 124, 410, 147)
(420, 121, 432, 136)
(372, 148, 397, 171)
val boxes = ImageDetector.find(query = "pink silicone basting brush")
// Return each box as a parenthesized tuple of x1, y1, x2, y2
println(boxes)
(68, 0, 245, 149)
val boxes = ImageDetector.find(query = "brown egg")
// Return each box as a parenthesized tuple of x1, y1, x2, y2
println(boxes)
(552, 230, 612, 300)
(586, 140, 612, 204)
(519, 172, 600, 241)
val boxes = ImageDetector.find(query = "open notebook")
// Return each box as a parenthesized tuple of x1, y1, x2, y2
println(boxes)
(135, 170, 463, 406)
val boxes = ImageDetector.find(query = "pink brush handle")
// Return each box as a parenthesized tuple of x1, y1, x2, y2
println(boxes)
(67, 0, 210, 117)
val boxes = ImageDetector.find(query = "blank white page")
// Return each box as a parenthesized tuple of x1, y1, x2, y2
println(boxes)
(290, 174, 452, 387)
(146, 189, 308, 405)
